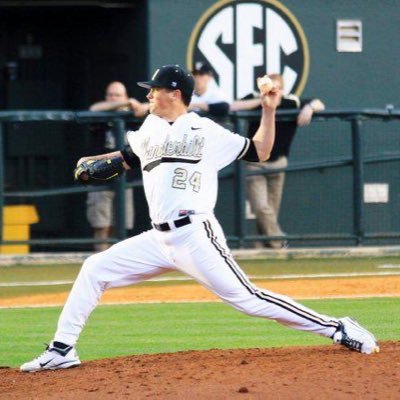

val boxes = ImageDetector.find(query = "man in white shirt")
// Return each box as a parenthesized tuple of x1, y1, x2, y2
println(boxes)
(188, 61, 230, 117)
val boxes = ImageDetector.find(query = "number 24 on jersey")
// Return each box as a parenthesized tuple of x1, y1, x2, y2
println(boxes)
(172, 168, 201, 192)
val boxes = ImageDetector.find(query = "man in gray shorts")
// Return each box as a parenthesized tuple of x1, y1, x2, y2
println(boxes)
(86, 190, 134, 250)
(88, 81, 148, 251)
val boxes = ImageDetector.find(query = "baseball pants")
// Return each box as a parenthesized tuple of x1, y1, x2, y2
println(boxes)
(54, 215, 338, 346)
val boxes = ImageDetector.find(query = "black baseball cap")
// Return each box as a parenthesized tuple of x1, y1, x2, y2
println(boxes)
(192, 61, 213, 75)
(137, 64, 194, 98)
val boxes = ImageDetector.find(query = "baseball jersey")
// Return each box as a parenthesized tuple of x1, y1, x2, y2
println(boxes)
(127, 112, 249, 223)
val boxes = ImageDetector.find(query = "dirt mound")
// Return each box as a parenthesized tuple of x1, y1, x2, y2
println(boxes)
(1, 341, 398, 399)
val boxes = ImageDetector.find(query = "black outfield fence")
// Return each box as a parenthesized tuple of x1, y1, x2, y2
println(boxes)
(0, 108, 399, 250)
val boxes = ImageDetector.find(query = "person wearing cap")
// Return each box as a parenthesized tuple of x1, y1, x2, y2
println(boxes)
(20, 64, 378, 373)
(188, 61, 231, 117)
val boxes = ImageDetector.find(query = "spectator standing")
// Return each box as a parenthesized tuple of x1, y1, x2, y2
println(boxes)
(231, 74, 325, 248)
(87, 81, 148, 251)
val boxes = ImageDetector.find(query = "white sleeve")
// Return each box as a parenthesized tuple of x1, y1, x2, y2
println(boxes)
(126, 130, 141, 158)
(209, 122, 250, 170)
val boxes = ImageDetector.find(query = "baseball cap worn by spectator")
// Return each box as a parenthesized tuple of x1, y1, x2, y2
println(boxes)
(192, 61, 213, 76)
(137, 64, 194, 99)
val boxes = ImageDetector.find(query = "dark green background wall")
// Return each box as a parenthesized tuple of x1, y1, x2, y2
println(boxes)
(1, 0, 399, 248)
(147, 0, 400, 108)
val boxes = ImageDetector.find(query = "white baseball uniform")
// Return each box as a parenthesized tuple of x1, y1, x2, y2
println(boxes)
(54, 111, 339, 346)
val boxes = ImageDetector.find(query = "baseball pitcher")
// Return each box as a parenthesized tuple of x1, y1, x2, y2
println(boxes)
(20, 65, 378, 372)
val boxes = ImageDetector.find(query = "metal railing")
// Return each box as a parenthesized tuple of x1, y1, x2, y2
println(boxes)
(229, 108, 400, 247)
(0, 111, 136, 248)
(0, 108, 399, 249)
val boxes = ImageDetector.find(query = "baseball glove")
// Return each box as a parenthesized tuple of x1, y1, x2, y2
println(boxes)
(74, 157, 125, 184)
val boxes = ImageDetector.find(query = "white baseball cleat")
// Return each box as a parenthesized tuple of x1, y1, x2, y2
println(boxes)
(333, 317, 380, 354)
(20, 342, 81, 372)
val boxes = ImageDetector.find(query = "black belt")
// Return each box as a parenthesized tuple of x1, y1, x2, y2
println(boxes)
(153, 215, 192, 231)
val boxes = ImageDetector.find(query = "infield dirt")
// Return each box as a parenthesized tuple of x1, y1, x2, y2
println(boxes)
(1, 275, 399, 307)
(1, 342, 399, 399)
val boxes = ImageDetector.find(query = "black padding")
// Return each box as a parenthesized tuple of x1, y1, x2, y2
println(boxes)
(121, 144, 141, 169)
(208, 102, 230, 117)
(241, 139, 260, 162)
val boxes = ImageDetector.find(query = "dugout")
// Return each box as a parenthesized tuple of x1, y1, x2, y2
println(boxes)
(0, 1, 150, 250)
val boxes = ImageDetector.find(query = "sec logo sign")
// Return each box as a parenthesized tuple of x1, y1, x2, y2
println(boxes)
(187, 0, 309, 101)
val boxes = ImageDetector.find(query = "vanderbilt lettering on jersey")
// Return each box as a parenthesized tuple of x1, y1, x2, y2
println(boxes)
(142, 134, 204, 172)
(127, 112, 247, 222)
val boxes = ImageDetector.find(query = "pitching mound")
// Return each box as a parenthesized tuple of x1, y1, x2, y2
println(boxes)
(1, 341, 399, 399)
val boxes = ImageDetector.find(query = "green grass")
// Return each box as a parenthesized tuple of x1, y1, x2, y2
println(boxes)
(0, 257, 398, 367)
(1, 256, 400, 282)
(1, 297, 399, 368)
(0, 264, 80, 283)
